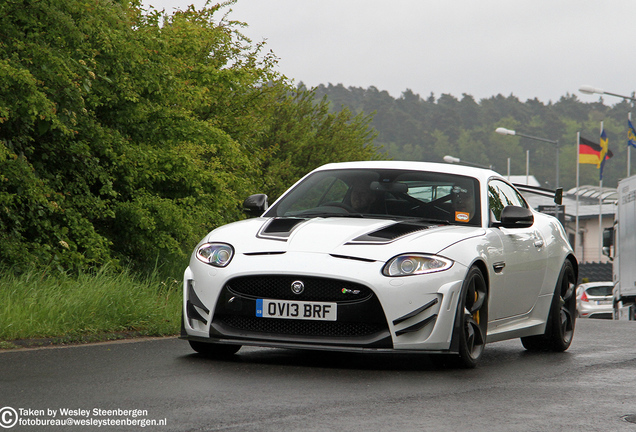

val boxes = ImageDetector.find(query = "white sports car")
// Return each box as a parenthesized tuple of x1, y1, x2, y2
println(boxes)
(181, 161, 577, 367)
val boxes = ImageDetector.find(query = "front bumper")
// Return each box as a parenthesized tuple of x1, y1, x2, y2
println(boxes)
(182, 251, 466, 353)
(577, 301, 613, 319)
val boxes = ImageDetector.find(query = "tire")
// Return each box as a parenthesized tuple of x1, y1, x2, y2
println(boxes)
(521, 260, 576, 352)
(188, 340, 241, 357)
(447, 266, 489, 369)
(613, 301, 620, 320)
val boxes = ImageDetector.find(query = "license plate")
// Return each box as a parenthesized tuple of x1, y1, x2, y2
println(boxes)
(597, 300, 612, 305)
(256, 299, 337, 321)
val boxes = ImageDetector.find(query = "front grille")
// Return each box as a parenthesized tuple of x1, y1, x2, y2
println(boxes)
(226, 275, 371, 302)
(210, 275, 391, 348)
(217, 316, 384, 338)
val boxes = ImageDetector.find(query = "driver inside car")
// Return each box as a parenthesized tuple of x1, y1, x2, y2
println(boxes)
(349, 183, 377, 213)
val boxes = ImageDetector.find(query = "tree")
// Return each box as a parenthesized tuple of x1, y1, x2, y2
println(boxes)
(314, 84, 630, 190)
(255, 88, 379, 200)
(0, 0, 378, 275)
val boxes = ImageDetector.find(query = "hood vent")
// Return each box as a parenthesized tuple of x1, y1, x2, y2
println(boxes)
(348, 222, 431, 244)
(257, 218, 307, 241)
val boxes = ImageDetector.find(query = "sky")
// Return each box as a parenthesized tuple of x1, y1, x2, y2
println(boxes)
(142, 0, 636, 104)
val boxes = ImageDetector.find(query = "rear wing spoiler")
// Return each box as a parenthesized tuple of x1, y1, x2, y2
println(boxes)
(514, 184, 563, 205)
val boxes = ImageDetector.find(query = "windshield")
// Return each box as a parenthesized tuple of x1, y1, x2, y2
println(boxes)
(264, 168, 481, 226)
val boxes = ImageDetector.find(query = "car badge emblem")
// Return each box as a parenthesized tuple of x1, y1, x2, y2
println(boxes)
(291, 280, 305, 295)
(341, 288, 361, 295)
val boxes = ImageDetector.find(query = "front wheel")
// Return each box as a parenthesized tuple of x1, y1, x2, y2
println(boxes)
(521, 260, 576, 352)
(445, 266, 488, 369)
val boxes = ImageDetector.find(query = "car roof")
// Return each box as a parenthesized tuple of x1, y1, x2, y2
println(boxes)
(315, 161, 502, 183)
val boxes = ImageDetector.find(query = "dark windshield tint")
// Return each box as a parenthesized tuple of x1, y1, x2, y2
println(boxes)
(264, 168, 481, 226)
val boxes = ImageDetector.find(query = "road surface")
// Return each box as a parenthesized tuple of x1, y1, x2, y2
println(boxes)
(1, 319, 635, 431)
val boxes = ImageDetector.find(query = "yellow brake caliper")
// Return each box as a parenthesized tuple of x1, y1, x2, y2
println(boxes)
(473, 292, 480, 325)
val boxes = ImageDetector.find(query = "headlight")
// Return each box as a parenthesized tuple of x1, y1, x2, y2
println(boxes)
(383, 254, 453, 277)
(196, 243, 234, 267)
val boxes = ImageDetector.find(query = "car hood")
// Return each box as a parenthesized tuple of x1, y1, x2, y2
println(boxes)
(202, 217, 486, 262)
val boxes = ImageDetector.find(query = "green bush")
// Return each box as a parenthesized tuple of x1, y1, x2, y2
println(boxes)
(0, 0, 378, 277)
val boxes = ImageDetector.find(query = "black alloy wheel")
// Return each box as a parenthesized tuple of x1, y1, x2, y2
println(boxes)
(455, 266, 488, 368)
(521, 260, 576, 352)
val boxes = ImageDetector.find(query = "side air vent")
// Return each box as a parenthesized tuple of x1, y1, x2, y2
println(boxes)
(186, 281, 210, 326)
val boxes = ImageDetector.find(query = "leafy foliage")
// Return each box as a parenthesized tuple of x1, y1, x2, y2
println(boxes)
(0, 0, 377, 275)
(254, 88, 379, 199)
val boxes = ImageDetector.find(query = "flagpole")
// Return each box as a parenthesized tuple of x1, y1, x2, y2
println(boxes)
(599, 122, 603, 262)
(598, 178, 603, 261)
(576, 132, 580, 259)
(507, 157, 510, 181)
(629, 112, 632, 177)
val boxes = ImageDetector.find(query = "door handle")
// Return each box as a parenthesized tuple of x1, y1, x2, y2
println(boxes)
(493, 262, 505, 273)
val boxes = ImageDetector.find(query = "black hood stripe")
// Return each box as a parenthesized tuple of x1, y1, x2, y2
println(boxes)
(347, 222, 432, 244)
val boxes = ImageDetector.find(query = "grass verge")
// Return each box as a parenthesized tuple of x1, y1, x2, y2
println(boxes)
(0, 266, 182, 349)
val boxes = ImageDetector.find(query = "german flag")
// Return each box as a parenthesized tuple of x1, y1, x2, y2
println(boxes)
(579, 136, 613, 166)
(579, 136, 602, 165)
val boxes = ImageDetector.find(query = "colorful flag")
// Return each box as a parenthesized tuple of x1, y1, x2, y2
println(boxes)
(579, 136, 613, 166)
(578, 136, 602, 165)
(628, 120, 636, 148)
(599, 129, 612, 179)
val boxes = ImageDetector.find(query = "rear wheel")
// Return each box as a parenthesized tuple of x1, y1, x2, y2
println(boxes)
(521, 260, 576, 352)
(188, 340, 241, 357)
(613, 300, 620, 320)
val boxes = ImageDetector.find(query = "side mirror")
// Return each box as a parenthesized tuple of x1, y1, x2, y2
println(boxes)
(243, 194, 268, 217)
(602, 247, 612, 259)
(602, 227, 614, 260)
(498, 206, 534, 229)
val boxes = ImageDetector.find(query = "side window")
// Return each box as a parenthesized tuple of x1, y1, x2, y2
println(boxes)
(488, 180, 528, 221)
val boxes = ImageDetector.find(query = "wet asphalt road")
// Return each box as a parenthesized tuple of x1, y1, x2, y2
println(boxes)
(1, 319, 635, 432)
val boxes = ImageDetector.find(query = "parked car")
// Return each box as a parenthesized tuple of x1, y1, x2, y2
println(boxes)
(576, 281, 614, 319)
(181, 161, 578, 368)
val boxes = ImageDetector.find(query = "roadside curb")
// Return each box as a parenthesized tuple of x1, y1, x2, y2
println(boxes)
(1, 332, 179, 351)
